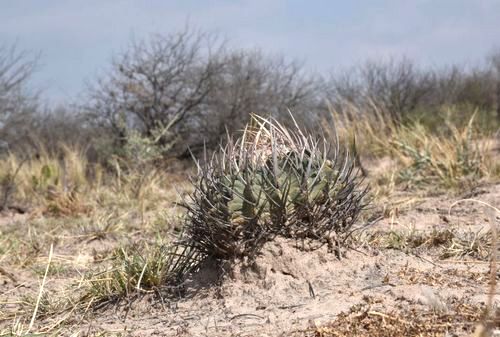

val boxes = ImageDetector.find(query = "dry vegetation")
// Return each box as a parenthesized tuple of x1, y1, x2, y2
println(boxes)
(1, 109, 499, 336)
(1, 29, 500, 336)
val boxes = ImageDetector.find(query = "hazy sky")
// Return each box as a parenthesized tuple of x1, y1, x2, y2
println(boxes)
(1, 0, 500, 104)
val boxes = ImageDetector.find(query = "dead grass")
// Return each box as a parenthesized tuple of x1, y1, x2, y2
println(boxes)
(358, 226, 494, 261)
(388, 117, 492, 190)
(327, 105, 500, 194)
(0, 151, 193, 335)
(0, 146, 89, 208)
(293, 300, 494, 337)
(0, 146, 192, 221)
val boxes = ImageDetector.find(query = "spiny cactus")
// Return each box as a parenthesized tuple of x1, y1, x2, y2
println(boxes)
(182, 114, 369, 260)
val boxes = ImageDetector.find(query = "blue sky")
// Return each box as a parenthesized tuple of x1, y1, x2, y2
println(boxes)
(1, 0, 500, 104)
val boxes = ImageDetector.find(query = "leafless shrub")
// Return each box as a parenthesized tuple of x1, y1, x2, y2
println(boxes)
(0, 44, 39, 154)
(327, 56, 499, 127)
(327, 57, 435, 122)
(85, 28, 326, 159)
(85, 28, 227, 155)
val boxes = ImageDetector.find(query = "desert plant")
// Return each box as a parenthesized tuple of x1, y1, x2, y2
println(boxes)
(85, 241, 202, 303)
(181, 114, 369, 260)
(390, 114, 488, 189)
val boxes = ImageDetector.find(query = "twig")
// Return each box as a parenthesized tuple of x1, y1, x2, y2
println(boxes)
(28, 243, 53, 333)
(277, 303, 306, 309)
(230, 313, 264, 321)
(307, 280, 316, 299)
(368, 310, 411, 325)
(0, 266, 18, 284)
(361, 283, 396, 291)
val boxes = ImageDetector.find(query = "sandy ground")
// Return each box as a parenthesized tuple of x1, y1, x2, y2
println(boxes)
(81, 185, 500, 336)
(1, 184, 499, 336)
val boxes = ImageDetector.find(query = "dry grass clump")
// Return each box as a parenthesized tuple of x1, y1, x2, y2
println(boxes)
(0, 144, 191, 220)
(328, 104, 499, 192)
(0, 145, 92, 215)
(389, 116, 490, 190)
(359, 226, 493, 261)
(441, 228, 493, 260)
(83, 241, 202, 306)
(361, 227, 455, 252)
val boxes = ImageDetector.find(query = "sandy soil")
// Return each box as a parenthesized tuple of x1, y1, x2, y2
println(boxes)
(80, 185, 499, 336)
(1, 184, 499, 336)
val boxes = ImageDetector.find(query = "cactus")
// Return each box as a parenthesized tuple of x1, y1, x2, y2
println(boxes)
(182, 114, 369, 260)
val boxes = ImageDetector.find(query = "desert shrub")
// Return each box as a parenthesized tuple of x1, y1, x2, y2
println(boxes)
(326, 57, 500, 128)
(86, 28, 325, 159)
(181, 114, 369, 260)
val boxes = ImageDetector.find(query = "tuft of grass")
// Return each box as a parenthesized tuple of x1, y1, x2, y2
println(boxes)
(325, 100, 399, 158)
(0, 144, 192, 220)
(361, 227, 455, 252)
(359, 226, 493, 261)
(0, 146, 92, 215)
(389, 115, 490, 190)
(83, 241, 202, 306)
(85, 246, 165, 303)
(441, 228, 492, 260)
(327, 104, 499, 193)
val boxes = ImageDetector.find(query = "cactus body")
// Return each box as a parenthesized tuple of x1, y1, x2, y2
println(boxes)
(183, 114, 368, 260)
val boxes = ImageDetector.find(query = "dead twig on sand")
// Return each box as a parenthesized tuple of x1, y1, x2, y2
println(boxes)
(0, 266, 18, 284)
